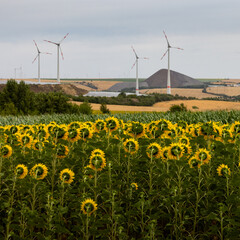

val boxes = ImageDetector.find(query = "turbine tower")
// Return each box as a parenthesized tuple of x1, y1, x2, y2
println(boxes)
(44, 33, 69, 83)
(161, 31, 183, 94)
(32, 40, 51, 83)
(131, 46, 148, 95)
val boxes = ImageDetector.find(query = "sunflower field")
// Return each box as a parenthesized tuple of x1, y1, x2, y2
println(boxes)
(2, 117, 240, 239)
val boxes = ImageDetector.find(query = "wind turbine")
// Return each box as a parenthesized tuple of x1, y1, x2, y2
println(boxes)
(32, 40, 51, 83)
(161, 31, 183, 94)
(44, 33, 69, 83)
(131, 46, 148, 95)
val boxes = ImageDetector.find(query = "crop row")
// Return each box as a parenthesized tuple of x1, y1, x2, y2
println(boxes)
(1, 110, 240, 125)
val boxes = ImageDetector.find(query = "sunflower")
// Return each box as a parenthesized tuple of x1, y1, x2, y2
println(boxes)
(217, 164, 231, 177)
(17, 133, 33, 148)
(60, 169, 75, 184)
(8, 125, 20, 134)
(67, 128, 80, 142)
(15, 164, 28, 179)
(1, 145, 13, 158)
(156, 119, 171, 131)
(179, 136, 190, 145)
(68, 121, 81, 130)
(148, 126, 165, 139)
(146, 142, 161, 159)
(181, 144, 192, 156)
(177, 120, 188, 130)
(91, 149, 105, 158)
(189, 124, 201, 137)
(131, 182, 138, 190)
(161, 146, 169, 161)
(89, 154, 106, 171)
(123, 138, 139, 154)
(230, 121, 240, 135)
(56, 144, 69, 158)
(127, 121, 146, 138)
(105, 117, 120, 132)
(30, 163, 48, 180)
(94, 119, 107, 132)
(79, 125, 93, 140)
(194, 148, 211, 165)
(32, 140, 45, 151)
(188, 156, 202, 168)
(168, 143, 184, 160)
(81, 198, 97, 215)
(50, 125, 68, 140)
(147, 121, 157, 132)
(35, 126, 49, 141)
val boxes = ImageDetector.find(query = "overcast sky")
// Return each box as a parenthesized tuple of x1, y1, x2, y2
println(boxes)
(1, 0, 240, 79)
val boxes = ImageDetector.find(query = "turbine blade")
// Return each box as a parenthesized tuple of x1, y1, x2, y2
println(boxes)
(32, 54, 39, 64)
(42, 52, 52, 55)
(161, 49, 168, 60)
(59, 33, 69, 43)
(33, 40, 40, 53)
(59, 46, 64, 60)
(44, 40, 58, 45)
(131, 60, 137, 70)
(171, 46, 184, 50)
(131, 46, 138, 59)
(163, 30, 170, 47)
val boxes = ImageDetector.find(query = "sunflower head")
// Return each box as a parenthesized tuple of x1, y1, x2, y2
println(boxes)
(128, 122, 145, 138)
(18, 133, 33, 148)
(68, 121, 81, 130)
(32, 140, 45, 151)
(94, 119, 106, 132)
(67, 128, 80, 142)
(217, 164, 231, 177)
(15, 164, 28, 179)
(161, 146, 169, 162)
(1, 145, 13, 158)
(146, 142, 161, 159)
(89, 154, 106, 171)
(81, 198, 97, 215)
(188, 157, 202, 168)
(194, 148, 211, 164)
(56, 144, 69, 158)
(105, 117, 120, 132)
(30, 163, 48, 180)
(91, 149, 105, 158)
(123, 138, 139, 154)
(168, 143, 184, 160)
(60, 169, 75, 184)
(131, 182, 138, 190)
(79, 125, 93, 140)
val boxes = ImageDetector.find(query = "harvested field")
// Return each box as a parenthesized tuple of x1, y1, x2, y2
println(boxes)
(71, 100, 240, 112)
(140, 88, 217, 99)
(206, 86, 240, 96)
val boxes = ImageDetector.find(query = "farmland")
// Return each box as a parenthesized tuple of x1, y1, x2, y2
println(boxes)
(1, 117, 240, 239)
(2, 79, 240, 239)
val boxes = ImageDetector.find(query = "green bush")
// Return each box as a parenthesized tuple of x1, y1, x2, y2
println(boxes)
(100, 103, 110, 114)
(169, 103, 187, 112)
(79, 101, 92, 115)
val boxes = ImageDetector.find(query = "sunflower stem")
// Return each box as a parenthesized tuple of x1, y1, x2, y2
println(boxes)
(5, 175, 16, 240)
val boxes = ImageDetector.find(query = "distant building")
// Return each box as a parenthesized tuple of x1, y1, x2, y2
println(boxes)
(83, 91, 137, 97)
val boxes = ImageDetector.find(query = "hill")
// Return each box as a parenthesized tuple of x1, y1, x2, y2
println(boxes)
(145, 69, 204, 88)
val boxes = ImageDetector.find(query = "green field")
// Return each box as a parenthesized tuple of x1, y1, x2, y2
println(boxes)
(0, 110, 240, 125)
